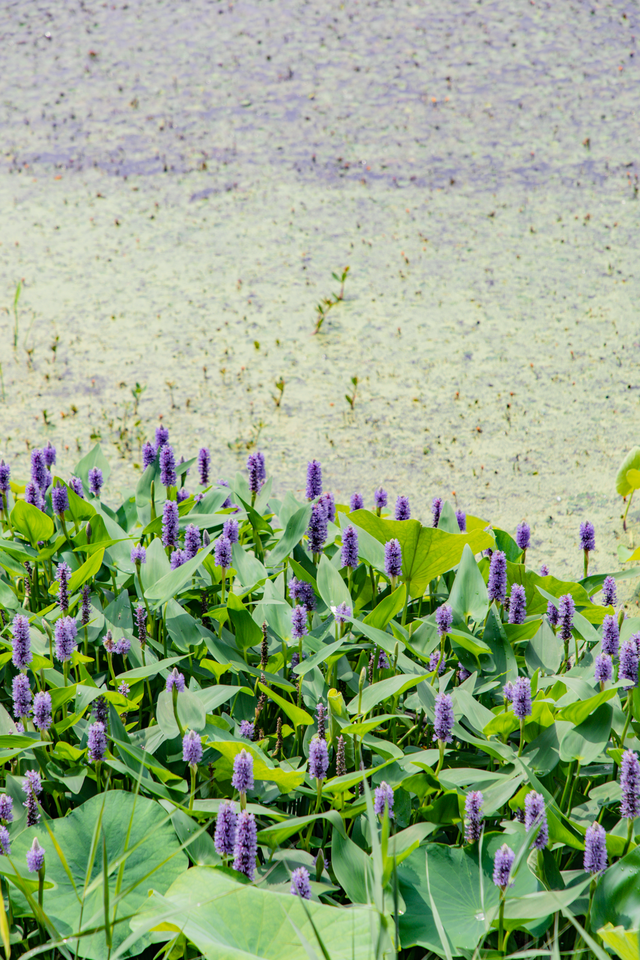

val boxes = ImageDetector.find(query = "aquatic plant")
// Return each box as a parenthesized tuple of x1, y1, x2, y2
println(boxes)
(0, 436, 635, 959)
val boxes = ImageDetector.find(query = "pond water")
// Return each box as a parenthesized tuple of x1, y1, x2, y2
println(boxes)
(1, 0, 639, 588)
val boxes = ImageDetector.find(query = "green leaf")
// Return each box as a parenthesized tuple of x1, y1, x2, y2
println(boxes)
(227, 592, 263, 651)
(209, 739, 306, 792)
(331, 829, 375, 904)
(74, 443, 111, 488)
(350, 510, 494, 598)
(10, 500, 54, 547)
(258, 810, 346, 849)
(525, 619, 562, 675)
(617, 448, 640, 497)
(49, 548, 105, 597)
(316, 554, 352, 610)
(268, 505, 311, 566)
(9, 791, 187, 960)
(117, 654, 189, 682)
(559, 702, 613, 763)
(557, 688, 617, 725)
(128, 865, 379, 960)
(257, 682, 314, 728)
(448, 544, 489, 624)
(347, 673, 429, 715)
(145, 541, 215, 605)
(597, 924, 640, 960)
(592, 846, 640, 934)
(363, 584, 406, 629)
(292, 637, 347, 677)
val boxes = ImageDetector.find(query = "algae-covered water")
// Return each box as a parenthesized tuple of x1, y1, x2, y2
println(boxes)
(1, 0, 639, 589)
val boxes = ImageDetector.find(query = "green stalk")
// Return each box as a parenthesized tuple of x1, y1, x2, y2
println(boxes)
(622, 817, 634, 857)
(498, 893, 506, 953)
(623, 489, 635, 532)
(189, 765, 196, 812)
(621, 697, 634, 751)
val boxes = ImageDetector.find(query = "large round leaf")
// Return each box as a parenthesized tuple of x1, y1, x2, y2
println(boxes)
(559, 703, 613, 764)
(9, 791, 188, 960)
(592, 846, 640, 933)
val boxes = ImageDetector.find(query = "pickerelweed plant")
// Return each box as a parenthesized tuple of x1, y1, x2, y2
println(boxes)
(0, 436, 638, 960)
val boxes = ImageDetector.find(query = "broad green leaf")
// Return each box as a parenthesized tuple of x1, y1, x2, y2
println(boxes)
(598, 924, 640, 960)
(592, 847, 640, 934)
(340, 714, 401, 736)
(257, 682, 313, 728)
(617, 448, 640, 497)
(10, 500, 54, 547)
(347, 673, 429, 715)
(331, 828, 375, 904)
(117, 654, 189, 682)
(316, 554, 352, 610)
(559, 703, 613, 764)
(350, 510, 494, 598)
(209, 739, 305, 792)
(74, 443, 111, 488)
(557, 688, 617, 725)
(448, 544, 489, 624)
(227, 592, 263, 651)
(448, 627, 491, 659)
(49, 548, 105, 597)
(258, 810, 346, 849)
(145, 542, 215, 604)
(292, 637, 347, 677)
(9, 792, 187, 960)
(268, 505, 311, 565)
(363, 583, 406, 629)
(129, 866, 380, 960)
(525, 618, 562, 675)
(231, 542, 267, 589)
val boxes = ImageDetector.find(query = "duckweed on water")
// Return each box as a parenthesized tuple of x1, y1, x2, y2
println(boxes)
(0, 433, 638, 958)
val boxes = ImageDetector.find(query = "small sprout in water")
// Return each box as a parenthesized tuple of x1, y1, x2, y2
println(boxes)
(273, 378, 285, 407)
(345, 376, 359, 410)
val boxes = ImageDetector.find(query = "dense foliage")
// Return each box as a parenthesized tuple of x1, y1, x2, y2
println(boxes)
(0, 435, 639, 960)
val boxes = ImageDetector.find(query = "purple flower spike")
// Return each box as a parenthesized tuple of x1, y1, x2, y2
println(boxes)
(432, 496, 443, 527)
(307, 503, 328, 555)
(601, 615, 619, 657)
(88, 467, 103, 497)
(52, 484, 69, 518)
(57, 561, 71, 613)
(433, 693, 454, 743)
(288, 578, 317, 612)
(223, 518, 239, 545)
(87, 721, 107, 762)
(240, 720, 255, 740)
(374, 488, 388, 510)
(290, 866, 312, 899)
(378, 650, 390, 669)
(118, 681, 130, 697)
(69, 476, 84, 498)
(435, 604, 453, 638)
(32, 691, 52, 731)
(512, 677, 532, 719)
(464, 791, 484, 842)
(558, 594, 575, 643)
(395, 495, 411, 521)
(458, 662, 471, 682)
(515, 522, 530, 552)
(182, 729, 203, 767)
(131, 544, 146, 565)
(503, 681, 515, 703)
(43, 441, 56, 468)
(54, 616, 77, 662)
(25, 481, 43, 510)
(456, 510, 467, 532)
(595, 653, 613, 684)
(0, 795, 14, 823)
(30, 449, 48, 491)
(0, 827, 9, 856)
(214, 801, 238, 856)
(135, 604, 147, 642)
(318, 491, 336, 522)
(214, 535, 232, 570)
(309, 737, 329, 780)
(487, 551, 507, 604)
(525, 792, 548, 850)
(247, 452, 264, 495)
(580, 520, 595, 553)
(620, 749, 640, 819)
(26, 838, 45, 874)
(620, 640, 639, 690)
(232, 749, 254, 793)
(493, 843, 515, 888)
(166, 668, 186, 693)
(547, 600, 559, 627)
(429, 650, 446, 675)
(198, 447, 211, 486)
(341, 525, 359, 569)
(374, 781, 394, 818)
(142, 442, 156, 469)
(115, 637, 130, 655)
(233, 810, 257, 880)
(384, 539, 402, 579)
(184, 524, 201, 558)
(24, 771, 42, 797)
(12, 674, 32, 719)
(584, 822, 607, 874)
(12, 614, 32, 669)
(539, 564, 550, 577)
(508, 584, 526, 625)
(155, 425, 169, 450)
(159, 445, 176, 489)
(350, 493, 364, 511)
(306, 460, 322, 500)
(170, 548, 187, 570)
(333, 602, 352, 624)
(291, 605, 307, 640)
(602, 576, 617, 608)
(0, 461, 11, 495)
(162, 500, 179, 548)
